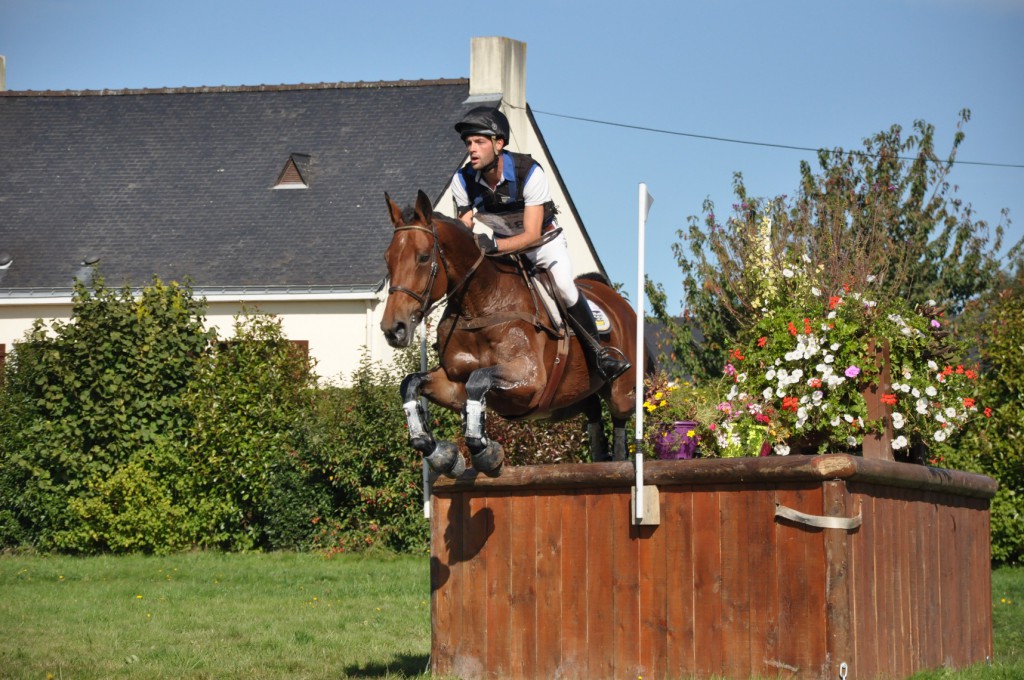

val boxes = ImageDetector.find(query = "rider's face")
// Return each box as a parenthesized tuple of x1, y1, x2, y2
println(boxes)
(464, 135, 503, 171)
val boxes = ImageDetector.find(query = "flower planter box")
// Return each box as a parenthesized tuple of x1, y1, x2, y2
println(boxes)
(429, 456, 995, 679)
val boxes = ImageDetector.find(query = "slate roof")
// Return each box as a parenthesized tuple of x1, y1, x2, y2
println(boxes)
(0, 80, 493, 294)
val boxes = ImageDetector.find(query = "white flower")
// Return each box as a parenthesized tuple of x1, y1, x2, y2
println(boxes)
(892, 412, 905, 429)
(827, 311, 837, 319)
(802, 254, 812, 263)
(933, 429, 948, 442)
(783, 268, 794, 278)
(891, 435, 908, 450)
(927, 299, 936, 306)
(766, 369, 776, 380)
(843, 414, 854, 423)
(791, 369, 804, 381)
(785, 351, 800, 361)
(812, 390, 824, 403)
(824, 354, 834, 364)
(945, 407, 957, 419)
(775, 387, 787, 398)
(927, 360, 939, 371)
(846, 436, 858, 447)
(775, 444, 791, 456)
(830, 343, 841, 351)
(916, 398, 930, 415)
(866, 274, 877, 283)
(911, 387, 920, 398)
(727, 384, 739, 401)
(831, 416, 841, 427)
(925, 386, 937, 397)
(892, 382, 903, 391)
(811, 286, 821, 296)
(737, 372, 747, 383)
(763, 387, 774, 400)
(901, 384, 912, 393)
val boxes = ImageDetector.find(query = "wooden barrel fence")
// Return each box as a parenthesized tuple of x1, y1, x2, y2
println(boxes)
(428, 455, 996, 679)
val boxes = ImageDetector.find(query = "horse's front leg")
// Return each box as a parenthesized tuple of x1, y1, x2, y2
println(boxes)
(462, 367, 506, 477)
(401, 369, 467, 478)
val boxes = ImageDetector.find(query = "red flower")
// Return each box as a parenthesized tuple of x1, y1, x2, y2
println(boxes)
(757, 336, 768, 348)
(942, 365, 953, 377)
(787, 321, 798, 336)
(828, 296, 842, 310)
(808, 378, 822, 388)
(803, 317, 812, 334)
(963, 397, 976, 409)
(881, 393, 898, 406)
(984, 407, 992, 418)
(730, 348, 746, 362)
(965, 369, 978, 380)
(956, 365, 965, 374)
(782, 396, 799, 412)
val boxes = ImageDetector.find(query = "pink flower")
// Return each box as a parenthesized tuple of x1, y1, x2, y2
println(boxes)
(723, 363, 736, 376)
(845, 365, 861, 378)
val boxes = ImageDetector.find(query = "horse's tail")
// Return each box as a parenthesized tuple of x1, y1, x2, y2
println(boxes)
(576, 271, 611, 286)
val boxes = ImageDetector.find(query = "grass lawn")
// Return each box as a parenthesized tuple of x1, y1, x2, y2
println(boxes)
(1, 552, 1020, 679)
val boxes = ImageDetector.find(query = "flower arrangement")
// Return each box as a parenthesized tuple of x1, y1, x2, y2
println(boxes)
(648, 247, 988, 459)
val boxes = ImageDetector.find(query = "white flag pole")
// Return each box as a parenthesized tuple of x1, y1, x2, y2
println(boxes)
(420, 322, 431, 519)
(634, 183, 653, 522)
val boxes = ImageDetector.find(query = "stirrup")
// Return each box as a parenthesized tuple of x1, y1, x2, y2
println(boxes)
(597, 347, 631, 382)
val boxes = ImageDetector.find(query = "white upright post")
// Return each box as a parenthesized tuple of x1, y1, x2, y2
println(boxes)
(634, 183, 654, 522)
(420, 323, 431, 519)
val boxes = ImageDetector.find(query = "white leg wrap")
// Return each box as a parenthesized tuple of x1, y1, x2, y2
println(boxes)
(403, 400, 426, 439)
(465, 399, 486, 442)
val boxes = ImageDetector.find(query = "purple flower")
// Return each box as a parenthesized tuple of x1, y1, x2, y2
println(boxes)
(845, 365, 861, 378)
(723, 363, 736, 376)
(931, 319, 941, 328)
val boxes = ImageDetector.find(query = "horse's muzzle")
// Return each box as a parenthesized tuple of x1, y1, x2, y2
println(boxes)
(383, 320, 411, 348)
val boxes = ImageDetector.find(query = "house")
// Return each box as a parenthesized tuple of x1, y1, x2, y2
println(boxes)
(0, 37, 607, 383)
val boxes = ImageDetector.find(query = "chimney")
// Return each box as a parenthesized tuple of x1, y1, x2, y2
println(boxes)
(469, 37, 529, 153)
(0, 56, 6, 92)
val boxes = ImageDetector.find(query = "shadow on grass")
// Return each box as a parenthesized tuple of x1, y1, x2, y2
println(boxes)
(343, 653, 431, 677)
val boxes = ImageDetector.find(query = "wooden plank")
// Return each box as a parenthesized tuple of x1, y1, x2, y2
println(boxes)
(773, 485, 825, 678)
(532, 492, 557, 678)
(823, 480, 853, 679)
(612, 487, 641, 679)
(922, 488, 943, 670)
(458, 493, 489, 678)
(430, 493, 456, 677)
(720, 486, 752, 678)
(586, 489, 615, 679)
(484, 493, 512, 677)
(510, 491, 538, 679)
(637, 491, 668, 680)
(691, 487, 724, 676)
(664, 485, 696, 677)
(559, 489, 588, 679)
(746, 484, 778, 680)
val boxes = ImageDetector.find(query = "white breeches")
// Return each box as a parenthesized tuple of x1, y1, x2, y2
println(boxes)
(523, 231, 579, 307)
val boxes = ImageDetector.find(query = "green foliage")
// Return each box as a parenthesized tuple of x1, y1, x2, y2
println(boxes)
(0, 275, 212, 551)
(650, 112, 1021, 381)
(939, 277, 1024, 566)
(178, 311, 318, 551)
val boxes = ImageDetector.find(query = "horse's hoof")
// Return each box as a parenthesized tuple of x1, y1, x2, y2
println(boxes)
(471, 440, 504, 477)
(424, 441, 466, 479)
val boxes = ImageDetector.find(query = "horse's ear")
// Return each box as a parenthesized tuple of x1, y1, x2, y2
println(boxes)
(414, 190, 434, 226)
(385, 192, 404, 228)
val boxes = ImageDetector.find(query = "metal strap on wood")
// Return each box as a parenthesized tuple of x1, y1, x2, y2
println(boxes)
(775, 502, 862, 530)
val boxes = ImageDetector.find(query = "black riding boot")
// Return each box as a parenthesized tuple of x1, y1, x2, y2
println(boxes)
(566, 297, 631, 383)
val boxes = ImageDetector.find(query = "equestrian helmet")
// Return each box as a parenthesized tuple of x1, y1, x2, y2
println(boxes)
(455, 107, 510, 142)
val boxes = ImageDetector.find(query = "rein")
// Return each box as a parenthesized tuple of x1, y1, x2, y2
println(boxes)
(388, 222, 486, 320)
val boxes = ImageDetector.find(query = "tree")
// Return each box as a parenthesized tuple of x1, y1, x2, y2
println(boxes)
(649, 111, 1021, 381)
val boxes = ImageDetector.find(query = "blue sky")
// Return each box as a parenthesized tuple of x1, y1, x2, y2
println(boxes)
(3, 0, 1022, 312)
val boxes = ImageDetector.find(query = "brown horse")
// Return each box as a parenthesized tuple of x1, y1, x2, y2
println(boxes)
(381, 190, 639, 477)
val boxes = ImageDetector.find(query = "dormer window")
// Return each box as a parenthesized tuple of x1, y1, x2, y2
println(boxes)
(273, 153, 311, 189)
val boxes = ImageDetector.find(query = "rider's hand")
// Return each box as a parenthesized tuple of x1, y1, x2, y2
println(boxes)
(476, 233, 499, 255)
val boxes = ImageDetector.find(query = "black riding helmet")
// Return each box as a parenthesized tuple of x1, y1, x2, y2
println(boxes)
(455, 106, 510, 142)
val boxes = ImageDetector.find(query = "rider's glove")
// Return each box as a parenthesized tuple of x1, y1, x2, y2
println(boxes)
(475, 233, 499, 255)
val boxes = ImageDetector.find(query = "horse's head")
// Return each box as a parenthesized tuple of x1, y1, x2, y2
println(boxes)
(381, 190, 448, 348)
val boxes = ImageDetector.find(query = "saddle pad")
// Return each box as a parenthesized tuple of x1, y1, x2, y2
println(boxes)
(587, 299, 612, 335)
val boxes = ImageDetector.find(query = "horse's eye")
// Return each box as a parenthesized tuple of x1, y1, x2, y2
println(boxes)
(417, 253, 431, 264)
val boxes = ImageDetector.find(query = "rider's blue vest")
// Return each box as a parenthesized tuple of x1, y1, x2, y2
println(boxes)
(457, 151, 557, 236)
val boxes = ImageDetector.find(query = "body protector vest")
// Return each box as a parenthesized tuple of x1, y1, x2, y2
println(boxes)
(457, 151, 558, 237)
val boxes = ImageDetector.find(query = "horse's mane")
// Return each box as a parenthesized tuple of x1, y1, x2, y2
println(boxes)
(577, 271, 611, 286)
(399, 204, 475, 239)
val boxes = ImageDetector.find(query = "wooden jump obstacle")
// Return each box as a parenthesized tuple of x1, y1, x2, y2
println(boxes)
(428, 455, 996, 679)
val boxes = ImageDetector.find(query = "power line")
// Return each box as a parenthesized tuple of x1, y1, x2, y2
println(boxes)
(527, 107, 1024, 170)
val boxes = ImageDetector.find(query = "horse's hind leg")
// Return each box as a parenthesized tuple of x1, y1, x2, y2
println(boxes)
(401, 371, 465, 478)
(611, 416, 629, 461)
(584, 395, 611, 462)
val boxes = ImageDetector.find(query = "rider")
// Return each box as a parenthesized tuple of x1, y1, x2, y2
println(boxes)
(450, 106, 631, 383)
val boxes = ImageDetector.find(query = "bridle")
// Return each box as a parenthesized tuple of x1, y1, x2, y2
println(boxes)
(387, 221, 486, 321)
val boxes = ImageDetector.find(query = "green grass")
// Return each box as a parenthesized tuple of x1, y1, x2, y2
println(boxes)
(0, 553, 1020, 679)
(0, 551, 433, 679)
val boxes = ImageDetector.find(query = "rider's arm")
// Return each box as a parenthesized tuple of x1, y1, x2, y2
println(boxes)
(490, 164, 549, 253)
